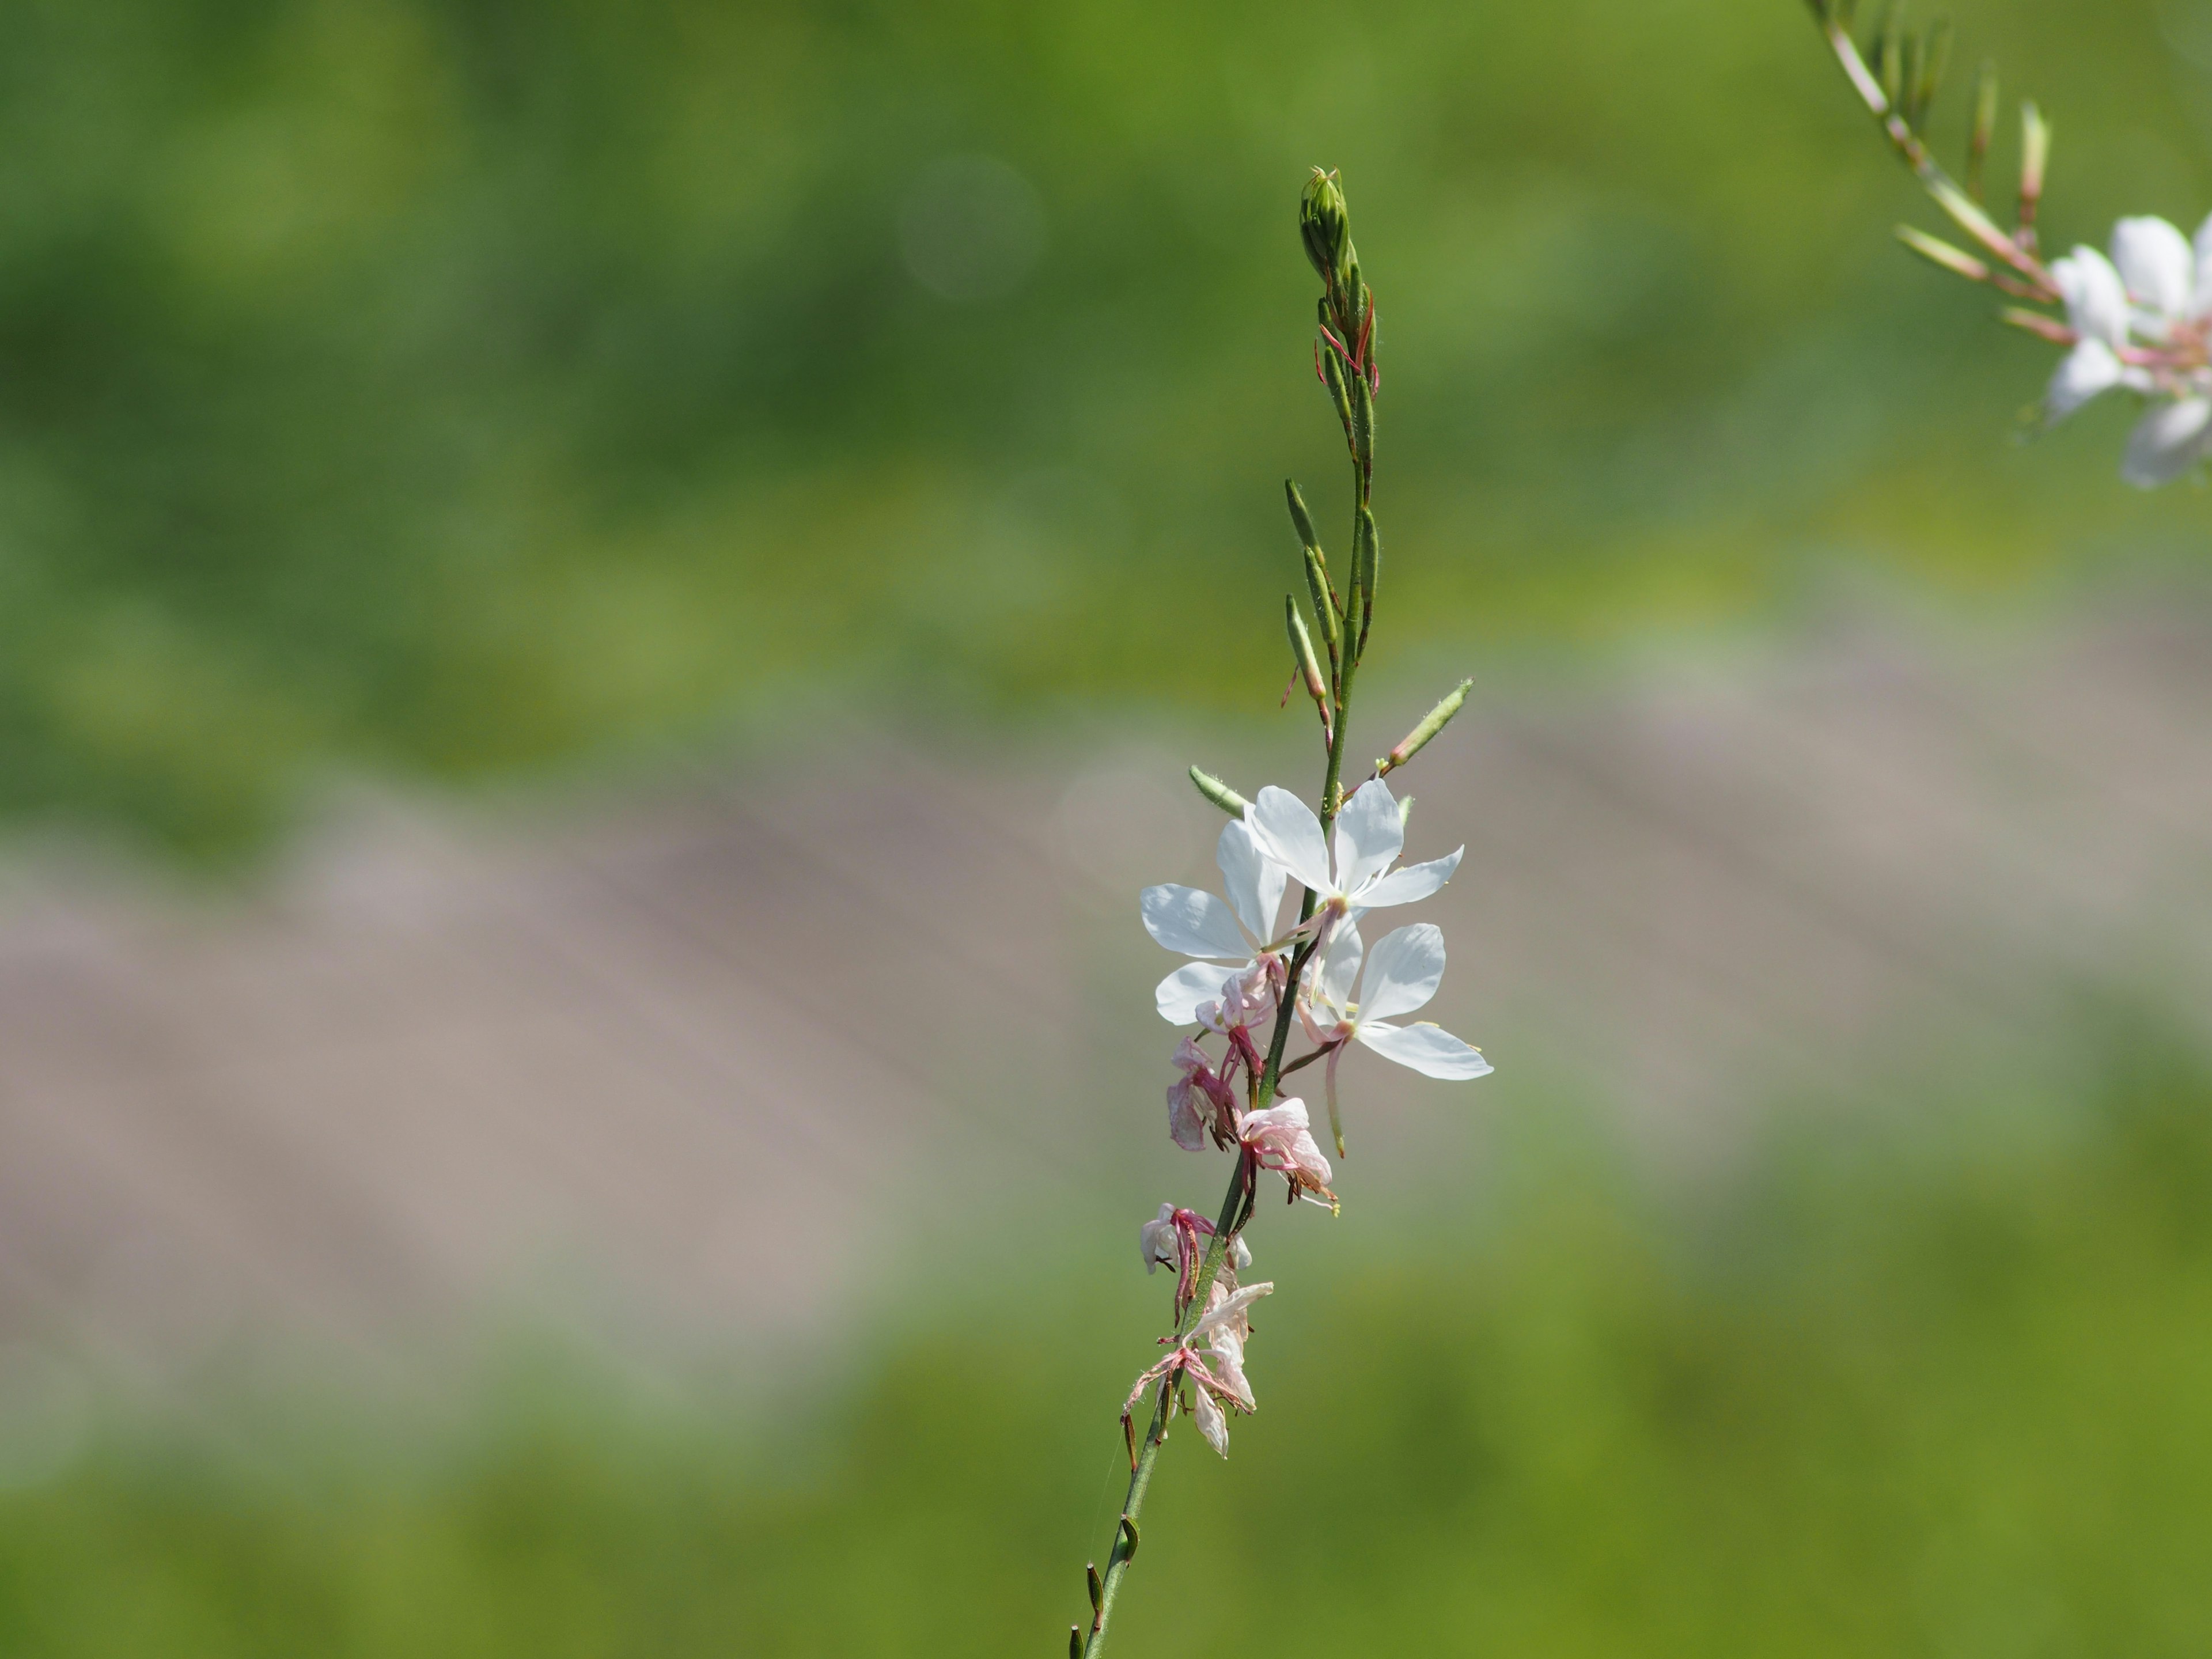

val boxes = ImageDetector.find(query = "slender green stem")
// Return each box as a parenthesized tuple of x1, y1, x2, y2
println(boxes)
(1081, 171, 1378, 1658)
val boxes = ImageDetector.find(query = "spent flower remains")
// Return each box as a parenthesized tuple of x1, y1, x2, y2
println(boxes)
(1065, 171, 1492, 1659)
(1806, 0, 2212, 486)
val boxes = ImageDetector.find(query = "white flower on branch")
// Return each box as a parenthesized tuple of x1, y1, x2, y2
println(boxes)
(1242, 778, 1460, 951)
(1140, 820, 1289, 1025)
(2047, 217, 2212, 487)
(1298, 919, 1493, 1152)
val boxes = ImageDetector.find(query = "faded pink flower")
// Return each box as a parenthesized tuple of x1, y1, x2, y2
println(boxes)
(1165, 1037, 1239, 1151)
(1120, 1279, 1275, 1461)
(1237, 1098, 1337, 1210)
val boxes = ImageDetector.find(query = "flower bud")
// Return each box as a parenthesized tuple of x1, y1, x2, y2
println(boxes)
(1285, 596, 1331, 726)
(1300, 168, 1353, 287)
(1303, 546, 1340, 657)
(1188, 766, 1249, 817)
(1283, 478, 1321, 557)
(1377, 678, 1472, 777)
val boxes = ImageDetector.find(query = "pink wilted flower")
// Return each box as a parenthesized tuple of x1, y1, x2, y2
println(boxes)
(1120, 1279, 1274, 1461)
(1140, 1203, 1253, 1321)
(1165, 1037, 1240, 1151)
(1237, 1097, 1337, 1210)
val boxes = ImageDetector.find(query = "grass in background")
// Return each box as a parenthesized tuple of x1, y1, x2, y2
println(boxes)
(2, 1012, 2209, 1654)
(0, 0, 2204, 851)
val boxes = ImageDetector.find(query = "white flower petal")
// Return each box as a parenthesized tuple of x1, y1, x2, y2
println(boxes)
(1357, 1020, 1494, 1080)
(1156, 960, 1236, 1024)
(1359, 923, 1445, 1022)
(2192, 211, 2212, 315)
(1244, 787, 1332, 896)
(2112, 216, 2194, 321)
(2122, 397, 2212, 488)
(1331, 779, 1404, 898)
(2046, 338, 2126, 422)
(1140, 1205, 1176, 1271)
(1190, 1381, 1229, 1456)
(1356, 847, 1464, 908)
(1315, 919, 1364, 1016)
(1139, 884, 1251, 959)
(1215, 819, 1286, 948)
(1230, 1235, 1253, 1271)
(1191, 1279, 1274, 1337)
(2052, 245, 2130, 345)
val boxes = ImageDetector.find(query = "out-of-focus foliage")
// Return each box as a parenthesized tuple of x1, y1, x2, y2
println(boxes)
(0, 0, 2204, 850)
(2, 1020, 2210, 1654)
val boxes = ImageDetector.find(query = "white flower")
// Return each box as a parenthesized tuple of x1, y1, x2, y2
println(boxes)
(1140, 820, 1289, 1025)
(1305, 920, 1492, 1079)
(2046, 217, 2212, 487)
(1190, 1380, 1229, 1456)
(2112, 215, 2197, 334)
(2047, 245, 2135, 420)
(1190, 1278, 1267, 1411)
(1242, 778, 1461, 948)
(1300, 919, 1492, 1152)
(2124, 393, 2212, 487)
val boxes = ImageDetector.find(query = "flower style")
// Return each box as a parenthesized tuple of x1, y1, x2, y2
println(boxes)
(1236, 1097, 1337, 1210)
(1121, 1279, 1274, 1460)
(1141, 819, 1290, 1025)
(2048, 216, 2212, 487)
(1298, 919, 1493, 1154)
(1242, 778, 1461, 950)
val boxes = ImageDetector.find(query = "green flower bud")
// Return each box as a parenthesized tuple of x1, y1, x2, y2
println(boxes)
(1376, 678, 1472, 777)
(1300, 168, 1353, 287)
(1188, 766, 1249, 817)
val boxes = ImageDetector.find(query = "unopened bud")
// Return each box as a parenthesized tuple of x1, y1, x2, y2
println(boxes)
(1968, 60, 1997, 199)
(1070, 1626, 1084, 1659)
(1303, 545, 1340, 656)
(1188, 766, 1249, 817)
(2019, 100, 2048, 223)
(1087, 1563, 1104, 1615)
(1376, 679, 1471, 778)
(1895, 224, 1987, 282)
(1284, 479, 1320, 556)
(1285, 597, 1331, 727)
(1300, 168, 1353, 287)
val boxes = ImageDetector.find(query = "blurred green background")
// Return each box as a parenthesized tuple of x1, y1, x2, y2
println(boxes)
(3, 0, 2212, 1652)
(0, 0, 2203, 853)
